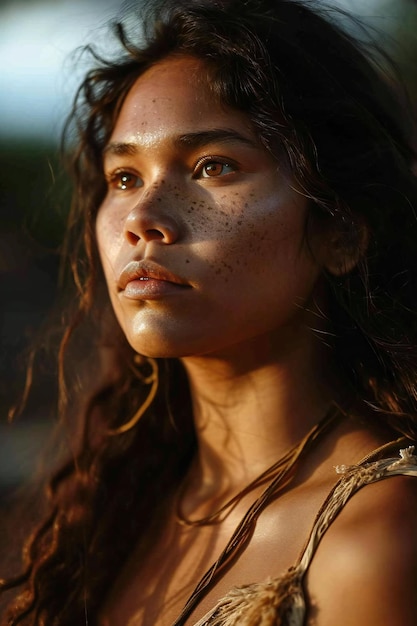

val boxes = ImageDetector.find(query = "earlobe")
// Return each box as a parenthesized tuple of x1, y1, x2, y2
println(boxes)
(324, 219, 369, 276)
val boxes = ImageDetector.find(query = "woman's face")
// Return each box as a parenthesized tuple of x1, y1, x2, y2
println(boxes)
(96, 56, 329, 359)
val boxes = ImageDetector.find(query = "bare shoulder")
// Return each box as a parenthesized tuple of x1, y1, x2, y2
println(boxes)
(305, 472, 417, 626)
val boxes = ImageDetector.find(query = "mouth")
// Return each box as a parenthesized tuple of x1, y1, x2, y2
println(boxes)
(117, 259, 191, 300)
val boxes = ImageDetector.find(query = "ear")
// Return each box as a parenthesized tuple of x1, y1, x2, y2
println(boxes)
(323, 218, 368, 276)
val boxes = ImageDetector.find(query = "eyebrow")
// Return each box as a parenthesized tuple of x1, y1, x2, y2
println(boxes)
(103, 128, 258, 156)
(102, 141, 138, 156)
(174, 128, 257, 150)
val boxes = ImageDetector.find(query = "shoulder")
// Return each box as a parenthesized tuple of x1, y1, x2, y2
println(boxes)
(305, 470, 417, 626)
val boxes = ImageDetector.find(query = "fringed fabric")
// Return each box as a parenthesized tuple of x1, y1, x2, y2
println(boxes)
(194, 569, 305, 626)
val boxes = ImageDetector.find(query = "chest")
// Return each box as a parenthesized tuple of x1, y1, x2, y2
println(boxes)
(99, 480, 329, 626)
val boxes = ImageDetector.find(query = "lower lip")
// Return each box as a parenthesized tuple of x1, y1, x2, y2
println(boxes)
(122, 278, 190, 300)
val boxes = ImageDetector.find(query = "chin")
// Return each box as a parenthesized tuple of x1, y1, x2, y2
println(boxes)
(124, 331, 203, 360)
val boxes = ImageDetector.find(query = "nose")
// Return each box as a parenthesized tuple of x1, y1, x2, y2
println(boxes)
(124, 187, 180, 246)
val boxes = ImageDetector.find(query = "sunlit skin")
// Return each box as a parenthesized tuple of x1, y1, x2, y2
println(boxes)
(97, 57, 417, 626)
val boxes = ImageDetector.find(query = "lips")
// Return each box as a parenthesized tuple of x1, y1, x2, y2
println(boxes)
(117, 259, 190, 299)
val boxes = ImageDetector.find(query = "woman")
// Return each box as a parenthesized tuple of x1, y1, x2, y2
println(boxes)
(1, 0, 417, 624)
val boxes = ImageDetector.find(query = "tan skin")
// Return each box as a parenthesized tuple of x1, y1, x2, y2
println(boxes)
(96, 56, 417, 625)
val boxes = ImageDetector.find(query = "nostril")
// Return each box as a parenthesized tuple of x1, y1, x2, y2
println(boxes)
(146, 229, 165, 240)
(126, 230, 140, 245)
(126, 227, 166, 245)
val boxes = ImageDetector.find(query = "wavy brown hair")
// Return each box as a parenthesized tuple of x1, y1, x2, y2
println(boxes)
(1, 0, 417, 623)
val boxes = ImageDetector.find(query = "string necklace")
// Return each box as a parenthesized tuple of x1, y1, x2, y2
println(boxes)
(175, 434, 306, 526)
(172, 404, 344, 626)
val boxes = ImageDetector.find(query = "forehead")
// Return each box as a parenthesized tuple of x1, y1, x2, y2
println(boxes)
(110, 55, 254, 143)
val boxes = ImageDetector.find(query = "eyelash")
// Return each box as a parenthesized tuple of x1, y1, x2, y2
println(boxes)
(193, 157, 237, 179)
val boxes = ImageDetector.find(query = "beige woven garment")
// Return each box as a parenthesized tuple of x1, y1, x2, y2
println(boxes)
(192, 446, 417, 626)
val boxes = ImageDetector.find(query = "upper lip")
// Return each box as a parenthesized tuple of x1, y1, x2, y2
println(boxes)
(117, 259, 190, 291)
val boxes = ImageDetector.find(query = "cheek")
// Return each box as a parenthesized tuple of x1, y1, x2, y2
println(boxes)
(95, 210, 125, 282)
(182, 196, 248, 281)
(186, 189, 307, 283)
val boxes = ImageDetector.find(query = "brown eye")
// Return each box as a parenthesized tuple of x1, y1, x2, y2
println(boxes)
(201, 162, 234, 178)
(111, 171, 143, 190)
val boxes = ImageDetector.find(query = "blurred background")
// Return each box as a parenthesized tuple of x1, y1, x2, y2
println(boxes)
(0, 0, 417, 499)
(0, 0, 124, 500)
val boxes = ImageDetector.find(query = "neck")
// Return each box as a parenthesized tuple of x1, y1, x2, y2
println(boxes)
(180, 328, 343, 496)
